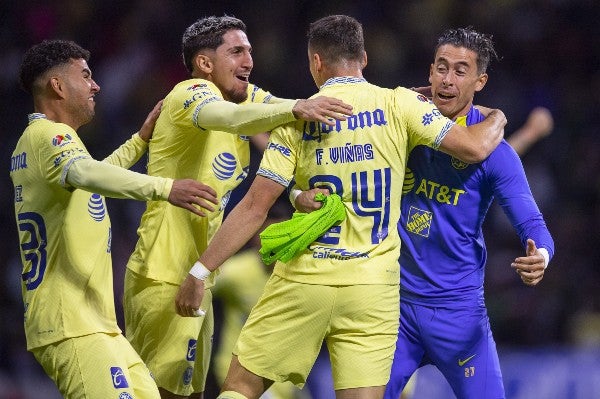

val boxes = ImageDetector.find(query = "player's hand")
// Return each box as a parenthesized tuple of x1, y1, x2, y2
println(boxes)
(410, 86, 432, 98)
(175, 275, 206, 317)
(138, 99, 163, 142)
(294, 187, 330, 213)
(292, 96, 353, 126)
(168, 179, 218, 217)
(511, 239, 545, 286)
(523, 106, 554, 141)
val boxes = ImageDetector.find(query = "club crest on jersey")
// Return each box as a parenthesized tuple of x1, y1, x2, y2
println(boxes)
(88, 193, 106, 222)
(212, 152, 237, 180)
(119, 393, 133, 399)
(51, 133, 72, 147)
(451, 157, 469, 170)
(110, 367, 129, 389)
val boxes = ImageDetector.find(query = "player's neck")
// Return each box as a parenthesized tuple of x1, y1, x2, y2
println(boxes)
(34, 100, 82, 131)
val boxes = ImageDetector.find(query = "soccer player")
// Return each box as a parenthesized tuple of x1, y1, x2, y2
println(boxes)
(122, 15, 352, 399)
(380, 28, 556, 399)
(293, 104, 555, 399)
(10, 39, 219, 399)
(292, 33, 555, 399)
(175, 15, 506, 399)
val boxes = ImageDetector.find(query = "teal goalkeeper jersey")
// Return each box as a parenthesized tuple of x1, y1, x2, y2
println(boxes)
(127, 80, 276, 286)
(259, 77, 454, 285)
(10, 115, 120, 349)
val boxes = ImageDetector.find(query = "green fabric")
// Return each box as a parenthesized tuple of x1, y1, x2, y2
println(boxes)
(259, 193, 346, 264)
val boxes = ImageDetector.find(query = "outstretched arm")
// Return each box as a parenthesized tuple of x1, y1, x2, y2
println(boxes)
(66, 159, 217, 217)
(197, 96, 353, 135)
(507, 107, 553, 156)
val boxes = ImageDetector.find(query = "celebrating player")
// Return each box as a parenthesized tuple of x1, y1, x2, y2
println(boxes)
(10, 39, 218, 399)
(381, 28, 555, 399)
(176, 15, 506, 399)
(122, 15, 352, 399)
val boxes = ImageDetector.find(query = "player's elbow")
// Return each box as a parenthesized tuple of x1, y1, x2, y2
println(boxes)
(449, 146, 489, 164)
(465, 147, 491, 163)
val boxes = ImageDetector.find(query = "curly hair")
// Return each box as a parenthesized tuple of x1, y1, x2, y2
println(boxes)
(435, 27, 499, 74)
(182, 15, 246, 73)
(19, 39, 90, 94)
(307, 15, 364, 64)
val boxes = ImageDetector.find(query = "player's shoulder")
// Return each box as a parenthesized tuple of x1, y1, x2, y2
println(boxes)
(170, 78, 222, 98)
(486, 139, 522, 166)
(495, 139, 519, 155)
(245, 83, 275, 104)
(392, 85, 432, 103)
(270, 118, 302, 139)
(164, 79, 223, 117)
(25, 117, 76, 144)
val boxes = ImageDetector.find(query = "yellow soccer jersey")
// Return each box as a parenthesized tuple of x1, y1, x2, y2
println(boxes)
(10, 115, 120, 350)
(127, 81, 275, 287)
(259, 78, 454, 285)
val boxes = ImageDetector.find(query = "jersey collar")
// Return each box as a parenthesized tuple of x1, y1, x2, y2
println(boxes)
(28, 113, 48, 123)
(320, 76, 367, 89)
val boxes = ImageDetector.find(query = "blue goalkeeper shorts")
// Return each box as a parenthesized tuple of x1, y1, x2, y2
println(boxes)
(384, 300, 505, 399)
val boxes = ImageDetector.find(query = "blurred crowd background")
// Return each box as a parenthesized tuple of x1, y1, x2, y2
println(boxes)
(1, 0, 599, 398)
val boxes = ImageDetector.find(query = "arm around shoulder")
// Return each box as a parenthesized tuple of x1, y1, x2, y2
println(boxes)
(440, 109, 506, 163)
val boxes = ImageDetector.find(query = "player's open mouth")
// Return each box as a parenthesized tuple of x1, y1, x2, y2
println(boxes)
(437, 93, 455, 100)
(236, 75, 249, 82)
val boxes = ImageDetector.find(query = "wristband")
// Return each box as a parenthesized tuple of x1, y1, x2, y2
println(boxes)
(290, 188, 302, 205)
(538, 248, 550, 269)
(189, 261, 211, 280)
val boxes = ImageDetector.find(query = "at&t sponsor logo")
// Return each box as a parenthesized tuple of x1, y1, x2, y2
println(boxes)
(212, 153, 237, 180)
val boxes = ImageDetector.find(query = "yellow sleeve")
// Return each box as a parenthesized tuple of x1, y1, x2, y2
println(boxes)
(196, 99, 298, 135)
(102, 133, 148, 168)
(245, 82, 289, 104)
(65, 157, 173, 201)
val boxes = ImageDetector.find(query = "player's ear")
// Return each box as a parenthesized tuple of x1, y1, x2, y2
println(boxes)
(475, 73, 488, 92)
(428, 64, 434, 84)
(196, 54, 213, 74)
(361, 51, 368, 69)
(48, 76, 66, 99)
(312, 52, 322, 72)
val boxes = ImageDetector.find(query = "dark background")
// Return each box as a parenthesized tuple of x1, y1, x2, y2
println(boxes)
(1, 0, 599, 397)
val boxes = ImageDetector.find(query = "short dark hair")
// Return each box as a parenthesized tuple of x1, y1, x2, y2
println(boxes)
(19, 39, 90, 94)
(435, 27, 498, 74)
(182, 15, 247, 73)
(307, 15, 364, 64)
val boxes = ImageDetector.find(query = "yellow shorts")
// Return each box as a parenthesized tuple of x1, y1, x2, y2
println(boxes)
(234, 275, 399, 390)
(123, 269, 214, 396)
(32, 332, 160, 399)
